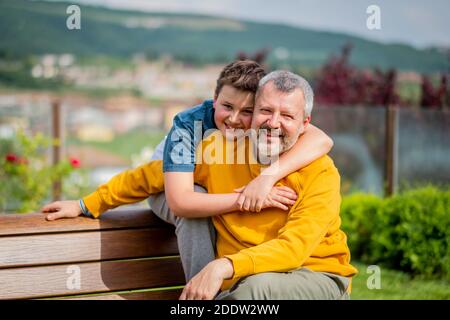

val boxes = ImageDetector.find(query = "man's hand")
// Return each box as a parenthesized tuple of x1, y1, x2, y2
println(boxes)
(179, 258, 234, 300)
(235, 184, 297, 212)
(236, 174, 276, 212)
(41, 200, 83, 221)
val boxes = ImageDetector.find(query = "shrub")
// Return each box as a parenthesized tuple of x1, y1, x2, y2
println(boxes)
(340, 193, 383, 263)
(341, 186, 450, 280)
(0, 130, 83, 213)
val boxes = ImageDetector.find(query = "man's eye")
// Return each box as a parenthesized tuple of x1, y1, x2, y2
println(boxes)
(283, 114, 294, 119)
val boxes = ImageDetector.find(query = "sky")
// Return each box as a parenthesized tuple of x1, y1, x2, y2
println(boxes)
(67, 0, 449, 49)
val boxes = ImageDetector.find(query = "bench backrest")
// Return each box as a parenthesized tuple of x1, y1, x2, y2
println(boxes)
(0, 209, 185, 300)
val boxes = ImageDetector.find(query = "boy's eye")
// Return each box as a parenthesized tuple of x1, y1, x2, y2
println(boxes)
(243, 110, 253, 114)
(223, 104, 232, 110)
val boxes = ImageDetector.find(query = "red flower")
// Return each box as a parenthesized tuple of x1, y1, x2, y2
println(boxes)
(69, 157, 80, 168)
(5, 153, 18, 163)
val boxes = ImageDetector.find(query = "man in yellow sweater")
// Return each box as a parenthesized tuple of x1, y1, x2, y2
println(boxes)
(42, 70, 357, 300)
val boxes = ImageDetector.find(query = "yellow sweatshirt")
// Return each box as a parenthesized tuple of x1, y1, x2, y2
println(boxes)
(83, 131, 357, 290)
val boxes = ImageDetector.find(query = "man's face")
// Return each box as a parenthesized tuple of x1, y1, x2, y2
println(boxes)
(213, 85, 255, 139)
(252, 81, 311, 158)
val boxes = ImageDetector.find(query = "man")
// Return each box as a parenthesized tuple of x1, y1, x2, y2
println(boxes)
(42, 70, 356, 300)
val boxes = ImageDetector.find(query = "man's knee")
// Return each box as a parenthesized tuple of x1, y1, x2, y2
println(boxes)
(221, 269, 347, 300)
(224, 273, 276, 300)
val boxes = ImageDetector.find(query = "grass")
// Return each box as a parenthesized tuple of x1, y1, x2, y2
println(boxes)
(350, 261, 450, 300)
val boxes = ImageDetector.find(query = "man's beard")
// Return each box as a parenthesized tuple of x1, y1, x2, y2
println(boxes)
(255, 124, 296, 164)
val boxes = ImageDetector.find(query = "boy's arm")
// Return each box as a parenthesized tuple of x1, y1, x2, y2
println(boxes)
(82, 160, 166, 218)
(164, 172, 239, 217)
(237, 124, 333, 212)
(164, 172, 297, 218)
(42, 160, 298, 221)
(42, 160, 166, 220)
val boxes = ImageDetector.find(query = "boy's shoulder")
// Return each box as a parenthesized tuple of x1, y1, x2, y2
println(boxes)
(174, 99, 214, 125)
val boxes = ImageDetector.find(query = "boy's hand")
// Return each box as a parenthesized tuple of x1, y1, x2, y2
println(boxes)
(235, 174, 277, 212)
(235, 185, 297, 212)
(41, 200, 83, 221)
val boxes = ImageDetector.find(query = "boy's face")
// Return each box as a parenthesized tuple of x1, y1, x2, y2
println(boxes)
(213, 85, 255, 139)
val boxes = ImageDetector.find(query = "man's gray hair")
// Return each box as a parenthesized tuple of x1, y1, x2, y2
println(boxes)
(257, 70, 314, 117)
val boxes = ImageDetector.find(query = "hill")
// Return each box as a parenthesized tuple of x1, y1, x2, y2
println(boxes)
(0, 0, 448, 72)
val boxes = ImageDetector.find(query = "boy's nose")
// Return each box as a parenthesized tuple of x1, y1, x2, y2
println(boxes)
(228, 112, 240, 125)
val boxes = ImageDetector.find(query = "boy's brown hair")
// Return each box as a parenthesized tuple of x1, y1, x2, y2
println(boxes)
(214, 60, 266, 98)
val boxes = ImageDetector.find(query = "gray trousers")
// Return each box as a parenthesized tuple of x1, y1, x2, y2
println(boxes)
(216, 267, 351, 300)
(147, 186, 216, 282)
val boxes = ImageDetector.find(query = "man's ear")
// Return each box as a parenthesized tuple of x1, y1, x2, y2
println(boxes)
(303, 115, 312, 128)
(303, 116, 311, 131)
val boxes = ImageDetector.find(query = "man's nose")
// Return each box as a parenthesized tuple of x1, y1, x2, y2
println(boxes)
(268, 113, 281, 129)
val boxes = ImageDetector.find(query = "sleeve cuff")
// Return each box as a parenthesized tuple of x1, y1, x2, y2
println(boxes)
(82, 192, 106, 219)
(163, 164, 195, 172)
(79, 199, 94, 219)
(224, 252, 255, 279)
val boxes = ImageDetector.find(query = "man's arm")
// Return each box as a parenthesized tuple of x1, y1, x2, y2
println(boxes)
(237, 124, 333, 212)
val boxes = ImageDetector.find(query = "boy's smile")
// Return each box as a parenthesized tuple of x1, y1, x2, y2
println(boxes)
(213, 85, 255, 139)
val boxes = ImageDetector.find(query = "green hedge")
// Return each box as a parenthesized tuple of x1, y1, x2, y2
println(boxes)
(341, 186, 450, 280)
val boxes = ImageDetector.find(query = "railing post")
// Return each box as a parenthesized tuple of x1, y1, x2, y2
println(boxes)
(385, 105, 398, 197)
(52, 100, 62, 201)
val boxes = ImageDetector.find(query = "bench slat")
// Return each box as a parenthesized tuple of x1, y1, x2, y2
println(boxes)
(62, 289, 183, 300)
(0, 209, 167, 236)
(0, 228, 179, 269)
(0, 257, 185, 299)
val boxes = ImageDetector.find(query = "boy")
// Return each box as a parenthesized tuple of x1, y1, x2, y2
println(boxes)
(43, 60, 333, 282)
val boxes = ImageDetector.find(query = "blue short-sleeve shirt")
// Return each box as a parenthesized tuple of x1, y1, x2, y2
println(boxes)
(163, 99, 217, 172)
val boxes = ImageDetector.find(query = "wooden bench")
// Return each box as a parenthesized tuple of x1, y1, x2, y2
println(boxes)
(0, 209, 186, 300)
